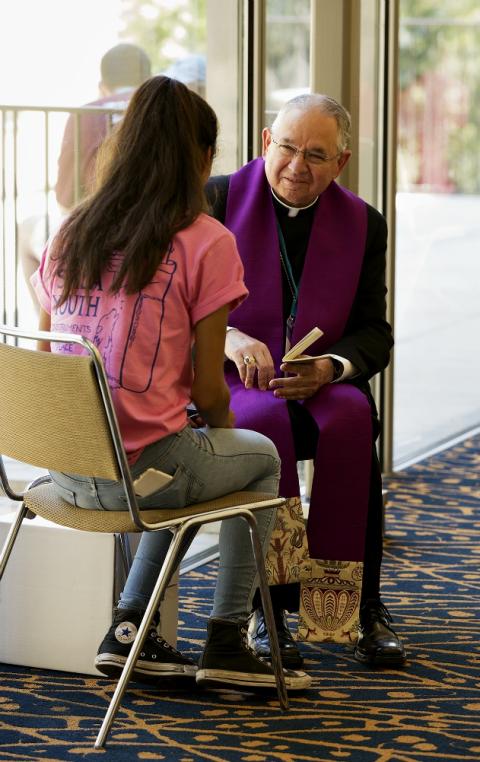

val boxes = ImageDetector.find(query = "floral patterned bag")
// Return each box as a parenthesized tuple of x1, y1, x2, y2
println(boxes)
(265, 497, 362, 644)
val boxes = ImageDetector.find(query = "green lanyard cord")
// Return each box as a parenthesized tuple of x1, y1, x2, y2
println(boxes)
(276, 221, 298, 320)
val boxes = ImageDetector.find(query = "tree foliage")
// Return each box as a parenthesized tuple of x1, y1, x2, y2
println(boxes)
(119, 0, 206, 74)
(399, 0, 480, 192)
(399, 0, 480, 90)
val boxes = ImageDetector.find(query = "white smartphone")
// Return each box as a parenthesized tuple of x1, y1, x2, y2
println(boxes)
(133, 468, 174, 497)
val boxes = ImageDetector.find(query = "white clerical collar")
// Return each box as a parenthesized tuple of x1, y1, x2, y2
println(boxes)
(271, 189, 319, 217)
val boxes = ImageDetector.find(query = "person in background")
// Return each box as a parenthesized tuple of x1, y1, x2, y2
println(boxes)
(163, 53, 206, 98)
(206, 93, 406, 670)
(20, 43, 151, 312)
(55, 42, 152, 212)
(31, 76, 310, 692)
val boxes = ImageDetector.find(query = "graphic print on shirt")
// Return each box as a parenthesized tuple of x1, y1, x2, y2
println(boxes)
(52, 248, 177, 394)
(118, 249, 177, 392)
(93, 306, 122, 385)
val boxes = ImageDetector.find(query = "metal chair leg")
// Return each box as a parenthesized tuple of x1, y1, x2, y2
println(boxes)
(94, 521, 194, 748)
(0, 502, 29, 580)
(115, 533, 133, 577)
(243, 510, 289, 711)
(169, 524, 199, 567)
(95, 506, 288, 747)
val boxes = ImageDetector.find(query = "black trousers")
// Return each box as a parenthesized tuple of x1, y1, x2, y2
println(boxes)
(253, 400, 384, 612)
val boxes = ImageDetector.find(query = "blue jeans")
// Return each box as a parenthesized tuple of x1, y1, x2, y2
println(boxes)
(50, 425, 280, 624)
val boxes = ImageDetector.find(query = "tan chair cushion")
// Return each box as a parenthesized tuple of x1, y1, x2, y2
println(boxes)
(24, 482, 281, 533)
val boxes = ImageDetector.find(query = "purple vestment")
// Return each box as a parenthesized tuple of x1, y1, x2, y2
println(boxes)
(224, 158, 373, 561)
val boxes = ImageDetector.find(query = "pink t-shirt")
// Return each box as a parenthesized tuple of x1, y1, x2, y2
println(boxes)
(32, 213, 248, 463)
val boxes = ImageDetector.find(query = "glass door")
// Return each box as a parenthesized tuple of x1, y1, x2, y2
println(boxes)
(393, 1, 480, 464)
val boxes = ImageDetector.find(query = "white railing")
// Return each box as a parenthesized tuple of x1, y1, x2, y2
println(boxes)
(0, 103, 124, 332)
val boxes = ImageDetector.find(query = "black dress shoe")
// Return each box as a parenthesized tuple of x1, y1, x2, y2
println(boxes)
(248, 607, 304, 669)
(354, 599, 406, 667)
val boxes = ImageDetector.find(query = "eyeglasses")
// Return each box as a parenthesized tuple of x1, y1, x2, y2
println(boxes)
(270, 138, 342, 166)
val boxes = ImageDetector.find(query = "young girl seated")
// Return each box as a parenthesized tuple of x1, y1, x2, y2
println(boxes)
(32, 75, 309, 692)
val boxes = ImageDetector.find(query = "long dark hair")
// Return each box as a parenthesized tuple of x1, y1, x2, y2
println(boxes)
(51, 76, 218, 304)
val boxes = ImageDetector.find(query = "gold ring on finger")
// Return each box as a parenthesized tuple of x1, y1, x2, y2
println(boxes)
(243, 355, 256, 366)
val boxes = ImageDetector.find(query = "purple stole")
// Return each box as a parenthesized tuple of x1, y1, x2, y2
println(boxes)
(224, 158, 372, 561)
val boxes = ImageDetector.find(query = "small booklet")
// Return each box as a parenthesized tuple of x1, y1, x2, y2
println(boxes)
(282, 326, 324, 363)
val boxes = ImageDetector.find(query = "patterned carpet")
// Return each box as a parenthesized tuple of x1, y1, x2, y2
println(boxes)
(1, 436, 480, 761)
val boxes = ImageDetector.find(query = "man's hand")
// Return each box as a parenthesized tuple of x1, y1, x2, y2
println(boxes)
(225, 328, 275, 390)
(268, 357, 335, 400)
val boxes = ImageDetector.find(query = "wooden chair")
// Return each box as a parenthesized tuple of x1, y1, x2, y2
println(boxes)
(0, 324, 288, 748)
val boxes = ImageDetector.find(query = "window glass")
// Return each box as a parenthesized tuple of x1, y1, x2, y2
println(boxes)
(394, 0, 480, 463)
(121, 0, 206, 96)
(265, 0, 310, 127)
(357, 0, 380, 206)
(0, 0, 230, 329)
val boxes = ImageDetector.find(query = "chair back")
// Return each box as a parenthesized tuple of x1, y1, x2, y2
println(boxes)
(0, 326, 123, 481)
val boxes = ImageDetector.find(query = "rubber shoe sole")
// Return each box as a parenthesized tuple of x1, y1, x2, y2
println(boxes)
(196, 667, 311, 690)
(95, 652, 198, 681)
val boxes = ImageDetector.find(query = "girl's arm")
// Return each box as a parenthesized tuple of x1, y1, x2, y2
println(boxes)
(191, 304, 234, 428)
(37, 308, 51, 352)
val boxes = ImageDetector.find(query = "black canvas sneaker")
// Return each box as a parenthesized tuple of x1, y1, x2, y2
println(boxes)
(95, 607, 197, 681)
(196, 617, 311, 690)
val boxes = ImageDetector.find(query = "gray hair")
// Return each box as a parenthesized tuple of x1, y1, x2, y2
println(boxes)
(273, 93, 351, 152)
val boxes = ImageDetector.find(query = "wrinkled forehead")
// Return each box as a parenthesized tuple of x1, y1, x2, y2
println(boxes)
(272, 107, 339, 147)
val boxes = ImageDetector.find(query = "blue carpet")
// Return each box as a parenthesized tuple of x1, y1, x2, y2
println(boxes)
(1, 436, 480, 761)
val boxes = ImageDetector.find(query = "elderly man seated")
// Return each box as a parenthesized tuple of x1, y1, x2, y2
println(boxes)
(206, 92, 406, 670)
